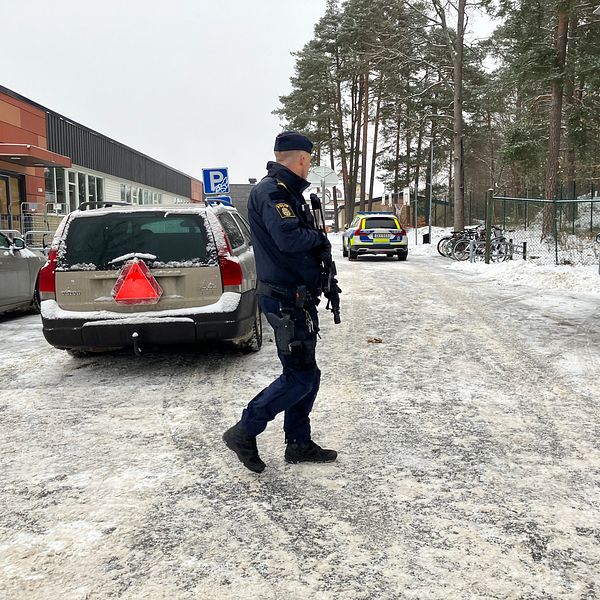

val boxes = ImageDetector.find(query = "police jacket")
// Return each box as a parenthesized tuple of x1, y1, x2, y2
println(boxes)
(248, 161, 324, 291)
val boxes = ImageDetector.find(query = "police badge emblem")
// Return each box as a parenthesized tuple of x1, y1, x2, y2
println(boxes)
(275, 203, 295, 219)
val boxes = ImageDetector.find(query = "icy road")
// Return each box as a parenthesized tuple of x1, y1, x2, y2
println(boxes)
(1, 238, 599, 599)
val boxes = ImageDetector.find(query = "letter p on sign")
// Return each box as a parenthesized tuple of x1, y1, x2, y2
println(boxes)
(202, 167, 230, 195)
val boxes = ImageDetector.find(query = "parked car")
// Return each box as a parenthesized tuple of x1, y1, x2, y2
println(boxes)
(39, 202, 261, 355)
(0, 231, 45, 315)
(342, 211, 408, 261)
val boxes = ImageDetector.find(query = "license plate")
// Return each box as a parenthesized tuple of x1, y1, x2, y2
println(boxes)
(374, 233, 390, 239)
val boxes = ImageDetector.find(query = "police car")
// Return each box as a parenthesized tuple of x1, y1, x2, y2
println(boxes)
(342, 211, 408, 261)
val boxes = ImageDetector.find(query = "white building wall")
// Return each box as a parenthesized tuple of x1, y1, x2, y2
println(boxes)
(71, 164, 190, 207)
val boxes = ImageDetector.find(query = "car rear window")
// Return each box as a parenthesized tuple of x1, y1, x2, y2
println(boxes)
(218, 212, 245, 250)
(59, 212, 216, 270)
(364, 217, 399, 229)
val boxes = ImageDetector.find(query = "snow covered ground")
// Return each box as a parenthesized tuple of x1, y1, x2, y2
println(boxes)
(1, 232, 599, 599)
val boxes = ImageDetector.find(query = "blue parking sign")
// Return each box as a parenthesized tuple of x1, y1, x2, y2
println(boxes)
(202, 167, 229, 195)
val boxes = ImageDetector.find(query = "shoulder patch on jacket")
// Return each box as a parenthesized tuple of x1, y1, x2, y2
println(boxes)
(275, 202, 295, 219)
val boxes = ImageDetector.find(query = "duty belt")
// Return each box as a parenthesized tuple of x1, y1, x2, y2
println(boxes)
(257, 281, 316, 308)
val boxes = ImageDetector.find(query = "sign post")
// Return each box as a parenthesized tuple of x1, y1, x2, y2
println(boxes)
(308, 166, 338, 207)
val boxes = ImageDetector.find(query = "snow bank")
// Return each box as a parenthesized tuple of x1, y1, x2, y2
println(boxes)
(412, 226, 600, 295)
(332, 226, 600, 296)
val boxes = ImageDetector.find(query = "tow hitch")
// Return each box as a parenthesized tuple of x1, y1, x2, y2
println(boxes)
(132, 331, 143, 356)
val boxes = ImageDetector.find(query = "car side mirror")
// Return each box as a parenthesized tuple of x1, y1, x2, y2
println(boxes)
(344, 223, 348, 229)
(11, 237, 26, 251)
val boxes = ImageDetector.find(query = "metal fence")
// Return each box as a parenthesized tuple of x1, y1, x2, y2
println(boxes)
(488, 192, 600, 266)
(414, 185, 600, 266)
(0, 202, 66, 251)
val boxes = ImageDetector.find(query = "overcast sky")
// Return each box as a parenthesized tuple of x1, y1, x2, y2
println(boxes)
(4, 1, 496, 189)
(3, 0, 326, 184)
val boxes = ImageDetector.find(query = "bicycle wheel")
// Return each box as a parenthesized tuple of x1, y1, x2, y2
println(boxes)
(473, 241, 486, 261)
(437, 236, 452, 257)
(451, 239, 471, 261)
(490, 239, 511, 262)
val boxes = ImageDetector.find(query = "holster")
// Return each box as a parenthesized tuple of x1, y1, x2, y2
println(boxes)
(264, 311, 295, 354)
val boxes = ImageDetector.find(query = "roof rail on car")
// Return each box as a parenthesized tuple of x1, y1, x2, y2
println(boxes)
(78, 201, 131, 211)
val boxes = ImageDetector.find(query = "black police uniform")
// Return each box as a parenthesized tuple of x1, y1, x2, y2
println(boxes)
(240, 160, 325, 443)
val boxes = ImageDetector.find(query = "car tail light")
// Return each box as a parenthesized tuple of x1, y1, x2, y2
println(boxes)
(38, 248, 57, 295)
(354, 219, 365, 237)
(216, 229, 243, 288)
(219, 255, 243, 287)
(112, 259, 163, 305)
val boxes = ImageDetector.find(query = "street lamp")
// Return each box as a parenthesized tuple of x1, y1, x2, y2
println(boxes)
(421, 136, 434, 244)
(428, 137, 434, 244)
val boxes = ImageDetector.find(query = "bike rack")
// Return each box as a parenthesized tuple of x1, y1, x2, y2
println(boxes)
(468, 238, 527, 263)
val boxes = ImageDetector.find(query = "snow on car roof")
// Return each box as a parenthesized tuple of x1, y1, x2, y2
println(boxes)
(68, 204, 209, 218)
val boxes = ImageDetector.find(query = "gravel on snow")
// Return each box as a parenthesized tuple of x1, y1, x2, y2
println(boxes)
(1, 236, 599, 599)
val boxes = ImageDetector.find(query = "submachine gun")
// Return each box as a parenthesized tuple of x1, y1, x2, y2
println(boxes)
(309, 193, 342, 325)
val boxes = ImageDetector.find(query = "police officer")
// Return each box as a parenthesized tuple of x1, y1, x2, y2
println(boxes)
(223, 131, 337, 473)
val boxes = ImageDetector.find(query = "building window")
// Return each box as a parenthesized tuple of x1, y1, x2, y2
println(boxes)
(44, 169, 56, 203)
(78, 173, 86, 206)
(68, 171, 77, 212)
(88, 176, 96, 203)
(121, 184, 126, 201)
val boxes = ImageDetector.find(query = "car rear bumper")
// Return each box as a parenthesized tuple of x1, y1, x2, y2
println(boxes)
(352, 244, 408, 255)
(41, 291, 256, 350)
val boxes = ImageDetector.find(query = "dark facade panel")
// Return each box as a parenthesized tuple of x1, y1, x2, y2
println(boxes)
(46, 112, 191, 197)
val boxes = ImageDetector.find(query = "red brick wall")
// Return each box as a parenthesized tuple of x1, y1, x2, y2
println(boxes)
(191, 179, 203, 203)
(0, 90, 47, 204)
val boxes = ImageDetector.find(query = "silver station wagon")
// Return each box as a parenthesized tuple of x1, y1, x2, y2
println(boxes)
(39, 202, 261, 355)
(0, 231, 45, 315)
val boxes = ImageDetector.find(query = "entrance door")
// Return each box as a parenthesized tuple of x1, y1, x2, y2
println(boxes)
(0, 173, 24, 231)
(0, 176, 9, 230)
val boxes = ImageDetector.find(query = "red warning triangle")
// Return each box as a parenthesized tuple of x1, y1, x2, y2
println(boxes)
(112, 259, 163, 305)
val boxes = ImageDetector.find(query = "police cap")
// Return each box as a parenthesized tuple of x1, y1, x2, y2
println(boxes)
(274, 131, 313, 154)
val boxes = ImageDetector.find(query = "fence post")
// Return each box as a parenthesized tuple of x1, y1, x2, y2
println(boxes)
(523, 241, 527, 261)
(553, 195, 559, 266)
(469, 191, 472, 225)
(591, 182, 595, 234)
(485, 189, 493, 264)
(572, 180, 576, 236)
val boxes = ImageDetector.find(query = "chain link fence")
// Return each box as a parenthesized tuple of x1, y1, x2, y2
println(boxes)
(489, 193, 600, 266)
(415, 185, 600, 266)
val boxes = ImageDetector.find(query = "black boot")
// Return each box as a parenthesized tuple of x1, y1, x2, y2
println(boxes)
(223, 423, 266, 473)
(285, 440, 337, 464)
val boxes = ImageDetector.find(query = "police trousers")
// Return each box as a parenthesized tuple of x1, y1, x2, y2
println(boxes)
(240, 293, 320, 443)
